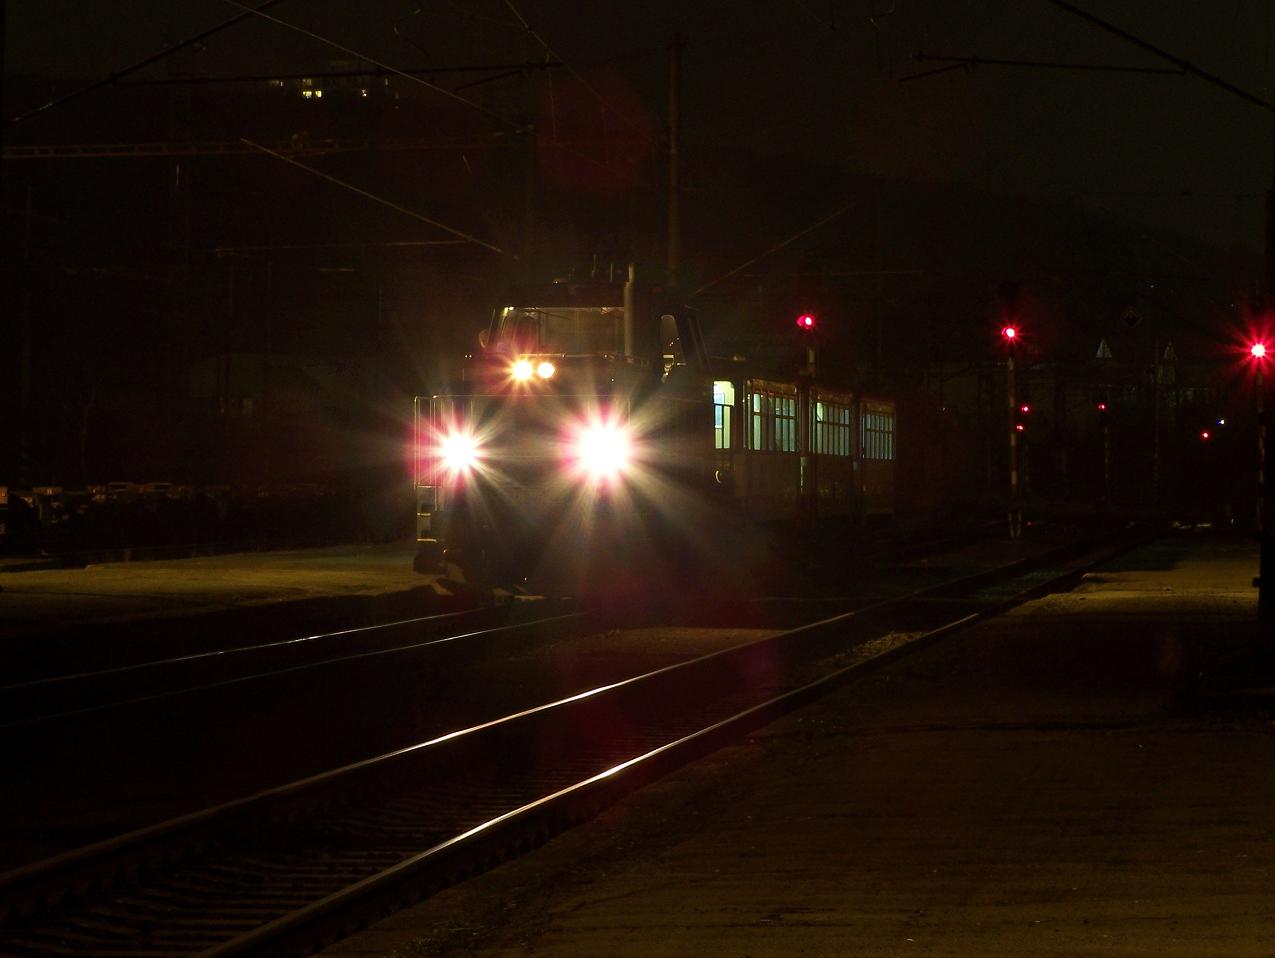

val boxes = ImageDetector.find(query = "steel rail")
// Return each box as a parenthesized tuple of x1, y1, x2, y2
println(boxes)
(0, 526, 1150, 955)
(0, 606, 578, 728)
(0, 516, 1029, 723)
(3, 605, 497, 690)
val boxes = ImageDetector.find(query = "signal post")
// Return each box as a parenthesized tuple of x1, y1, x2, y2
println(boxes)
(1256, 341, 1271, 640)
(1003, 324, 1023, 539)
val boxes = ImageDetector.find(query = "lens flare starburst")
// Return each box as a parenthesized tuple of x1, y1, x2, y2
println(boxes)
(570, 416, 633, 482)
(437, 429, 482, 477)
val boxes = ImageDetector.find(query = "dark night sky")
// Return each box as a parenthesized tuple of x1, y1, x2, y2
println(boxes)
(5, 1, 1272, 255)
(2, 1, 1272, 498)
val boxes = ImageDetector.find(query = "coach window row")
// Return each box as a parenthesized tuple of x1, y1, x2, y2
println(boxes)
(716, 383, 867, 459)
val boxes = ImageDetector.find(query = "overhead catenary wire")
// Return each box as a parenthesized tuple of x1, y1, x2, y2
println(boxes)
(221, 0, 526, 131)
(904, 52, 1185, 82)
(232, 7, 665, 210)
(240, 138, 511, 257)
(501, 0, 643, 131)
(789, 0, 836, 32)
(898, 62, 968, 84)
(117, 61, 562, 87)
(5, 0, 287, 126)
(693, 202, 857, 296)
(1045, 0, 1274, 113)
(214, 239, 469, 255)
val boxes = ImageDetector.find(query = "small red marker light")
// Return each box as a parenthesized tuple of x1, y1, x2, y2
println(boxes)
(1002, 325, 1018, 341)
(796, 313, 816, 330)
(1097, 402, 1107, 412)
(1019, 403, 1031, 415)
(1200, 430, 1211, 441)
(1015, 423, 1025, 432)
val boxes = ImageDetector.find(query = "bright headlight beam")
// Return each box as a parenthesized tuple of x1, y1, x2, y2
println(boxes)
(537, 360, 556, 379)
(512, 359, 534, 381)
(439, 431, 480, 473)
(574, 421, 632, 480)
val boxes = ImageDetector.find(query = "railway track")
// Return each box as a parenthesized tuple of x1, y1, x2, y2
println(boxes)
(0, 516, 1067, 730)
(0, 524, 1151, 957)
(0, 603, 595, 873)
(1, 603, 562, 728)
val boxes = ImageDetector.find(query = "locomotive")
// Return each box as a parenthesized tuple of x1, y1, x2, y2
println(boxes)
(413, 266, 895, 593)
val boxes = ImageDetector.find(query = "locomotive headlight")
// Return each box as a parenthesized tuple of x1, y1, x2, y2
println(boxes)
(439, 430, 481, 474)
(573, 420, 633, 480)
(511, 359, 534, 382)
(536, 360, 556, 379)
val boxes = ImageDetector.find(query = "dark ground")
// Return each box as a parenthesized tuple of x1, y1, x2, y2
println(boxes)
(320, 532, 1272, 957)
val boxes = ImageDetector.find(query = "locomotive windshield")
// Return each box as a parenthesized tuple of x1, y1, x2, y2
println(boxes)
(491, 306, 623, 356)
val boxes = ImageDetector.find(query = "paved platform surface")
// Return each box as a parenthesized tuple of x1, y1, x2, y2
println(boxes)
(0, 541, 471, 682)
(0, 541, 437, 639)
(322, 532, 1271, 958)
(0, 531, 1060, 682)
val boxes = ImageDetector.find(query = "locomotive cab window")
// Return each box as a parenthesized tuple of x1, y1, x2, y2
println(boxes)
(492, 306, 623, 356)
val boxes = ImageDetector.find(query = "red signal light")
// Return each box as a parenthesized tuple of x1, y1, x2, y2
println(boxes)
(1001, 325, 1019, 342)
(1200, 430, 1211, 441)
(1019, 403, 1031, 415)
(1015, 423, 1025, 433)
(1252, 342, 1268, 360)
(1096, 401, 1107, 412)
(796, 313, 816, 331)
